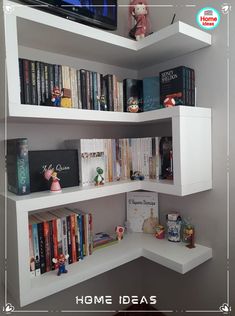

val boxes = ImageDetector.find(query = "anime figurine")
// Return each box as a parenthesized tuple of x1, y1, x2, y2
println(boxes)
(44, 168, 62, 193)
(94, 167, 105, 186)
(116, 226, 125, 241)
(129, 0, 150, 41)
(97, 95, 108, 111)
(130, 170, 145, 181)
(52, 254, 69, 276)
(155, 225, 165, 239)
(51, 86, 62, 107)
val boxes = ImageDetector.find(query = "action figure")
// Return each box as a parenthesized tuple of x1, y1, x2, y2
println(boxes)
(52, 254, 69, 276)
(116, 226, 125, 241)
(94, 167, 105, 186)
(51, 86, 62, 107)
(44, 168, 62, 193)
(129, 0, 150, 41)
(97, 95, 108, 111)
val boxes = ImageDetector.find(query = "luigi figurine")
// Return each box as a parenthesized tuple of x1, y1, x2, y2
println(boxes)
(94, 167, 105, 186)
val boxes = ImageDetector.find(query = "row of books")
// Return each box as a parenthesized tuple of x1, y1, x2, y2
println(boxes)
(19, 58, 124, 111)
(65, 137, 166, 187)
(28, 207, 93, 277)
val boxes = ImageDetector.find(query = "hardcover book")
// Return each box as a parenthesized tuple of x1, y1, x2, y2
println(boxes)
(28, 150, 79, 192)
(160, 66, 195, 107)
(6, 138, 30, 195)
(143, 76, 161, 111)
(126, 191, 159, 233)
(123, 79, 143, 112)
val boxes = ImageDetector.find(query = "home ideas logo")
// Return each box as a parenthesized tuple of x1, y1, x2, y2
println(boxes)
(196, 7, 220, 30)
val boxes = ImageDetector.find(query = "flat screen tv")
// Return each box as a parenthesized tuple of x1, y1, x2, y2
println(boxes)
(21, 0, 117, 30)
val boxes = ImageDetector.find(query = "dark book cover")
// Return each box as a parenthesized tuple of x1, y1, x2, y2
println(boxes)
(43, 221, 51, 272)
(54, 64, 59, 87)
(44, 63, 49, 100)
(123, 79, 143, 112)
(66, 216, 72, 264)
(40, 62, 46, 105)
(48, 63, 55, 98)
(37, 222, 46, 274)
(143, 76, 161, 111)
(103, 74, 114, 111)
(30, 60, 38, 105)
(92, 72, 99, 110)
(89, 71, 94, 110)
(86, 70, 91, 110)
(36, 61, 41, 106)
(49, 220, 55, 270)
(160, 66, 195, 106)
(22, 59, 32, 104)
(6, 138, 30, 195)
(80, 69, 87, 109)
(58, 65, 63, 90)
(28, 150, 79, 193)
(19, 59, 25, 104)
(78, 213, 83, 260)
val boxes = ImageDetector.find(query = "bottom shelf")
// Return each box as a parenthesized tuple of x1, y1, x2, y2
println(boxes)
(22, 233, 212, 306)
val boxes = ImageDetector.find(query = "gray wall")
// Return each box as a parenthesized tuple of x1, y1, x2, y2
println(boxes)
(1, 0, 234, 314)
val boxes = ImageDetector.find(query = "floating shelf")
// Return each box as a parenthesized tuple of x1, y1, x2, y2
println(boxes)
(5, 1, 211, 69)
(12, 233, 213, 306)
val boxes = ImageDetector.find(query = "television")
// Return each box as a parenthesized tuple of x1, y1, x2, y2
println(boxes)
(21, 0, 117, 30)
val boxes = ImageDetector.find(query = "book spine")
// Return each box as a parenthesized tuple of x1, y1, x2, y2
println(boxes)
(54, 64, 59, 87)
(29, 224, 35, 277)
(66, 216, 72, 264)
(57, 217, 63, 256)
(92, 72, 98, 110)
(86, 71, 91, 110)
(30, 60, 37, 105)
(48, 63, 54, 98)
(78, 214, 83, 260)
(58, 65, 63, 91)
(74, 214, 79, 261)
(80, 69, 87, 109)
(113, 75, 118, 111)
(89, 213, 93, 255)
(43, 221, 51, 272)
(44, 64, 49, 100)
(61, 217, 69, 261)
(52, 218, 58, 269)
(36, 61, 41, 105)
(82, 214, 86, 256)
(37, 222, 46, 274)
(40, 62, 45, 105)
(76, 70, 82, 109)
(89, 71, 93, 110)
(22, 59, 32, 104)
(19, 59, 25, 104)
(49, 220, 54, 270)
(70, 214, 77, 263)
(32, 223, 41, 276)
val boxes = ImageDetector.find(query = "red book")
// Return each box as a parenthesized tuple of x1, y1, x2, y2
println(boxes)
(70, 214, 77, 263)
(52, 218, 58, 269)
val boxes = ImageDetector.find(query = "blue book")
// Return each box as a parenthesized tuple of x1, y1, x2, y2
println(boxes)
(143, 76, 161, 112)
(92, 72, 99, 110)
(77, 214, 84, 260)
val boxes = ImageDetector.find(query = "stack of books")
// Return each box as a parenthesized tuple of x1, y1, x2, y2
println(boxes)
(93, 232, 118, 250)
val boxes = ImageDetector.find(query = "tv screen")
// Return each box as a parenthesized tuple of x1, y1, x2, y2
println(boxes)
(21, 0, 117, 30)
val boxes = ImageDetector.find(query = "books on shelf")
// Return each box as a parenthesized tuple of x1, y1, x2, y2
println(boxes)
(93, 232, 118, 250)
(28, 208, 93, 277)
(126, 191, 159, 233)
(160, 66, 195, 107)
(65, 137, 161, 187)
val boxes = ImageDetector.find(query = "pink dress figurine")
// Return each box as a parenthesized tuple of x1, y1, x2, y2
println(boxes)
(50, 172, 62, 193)
(129, 0, 150, 41)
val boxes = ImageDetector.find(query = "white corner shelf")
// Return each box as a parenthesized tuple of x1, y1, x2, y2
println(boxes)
(8, 231, 213, 306)
(3, 0, 211, 72)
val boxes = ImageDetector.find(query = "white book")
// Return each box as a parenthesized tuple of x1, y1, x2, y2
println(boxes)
(126, 191, 159, 233)
(70, 67, 78, 108)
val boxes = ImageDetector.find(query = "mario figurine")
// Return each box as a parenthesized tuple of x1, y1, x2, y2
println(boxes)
(52, 254, 69, 276)
(51, 86, 62, 107)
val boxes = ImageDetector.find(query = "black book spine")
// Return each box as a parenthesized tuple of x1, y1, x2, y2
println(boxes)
(36, 61, 41, 105)
(44, 64, 49, 100)
(191, 68, 195, 106)
(22, 59, 32, 104)
(58, 65, 63, 90)
(66, 216, 72, 264)
(40, 62, 46, 105)
(89, 71, 94, 110)
(37, 222, 46, 274)
(80, 69, 87, 109)
(104, 74, 114, 111)
(30, 60, 37, 105)
(54, 64, 59, 87)
(19, 59, 25, 104)
(49, 220, 55, 270)
(48, 63, 55, 97)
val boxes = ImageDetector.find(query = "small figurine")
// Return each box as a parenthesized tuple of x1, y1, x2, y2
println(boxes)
(44, 168, 62, 193)
(159, 137, 173, 180)
(52, 254, 69, 276)
(61, 88, 72, 108)
(94, 167, 105, 186)
(127, 97, 139, 113)
(116, 226, 125, 241)
(183, 224, 196, 249)
(130, 170, 145, 181)
(129, 0, 150, 41)
(142, 208, 158, 234)
(97, 95, 108, 111)
(51, 86, 62, 107)
(155, 225, 165, 239)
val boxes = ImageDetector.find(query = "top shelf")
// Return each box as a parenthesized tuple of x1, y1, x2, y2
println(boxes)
(6, 1, 211, 69)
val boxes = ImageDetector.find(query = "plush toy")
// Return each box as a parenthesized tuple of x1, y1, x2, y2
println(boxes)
(129, 0, 150, 41)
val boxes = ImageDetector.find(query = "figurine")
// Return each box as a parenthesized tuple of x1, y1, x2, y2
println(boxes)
(116, 226, 125, 241)
(142, 208, 158, 234)
(52, 254, 69, 276)
(44, 168, 62, 193)
(155, 225, 165, 239)
(163, 96, 176, 108)
(51, 86, 62, 107)
(94, 167, 105, 186)
(127, 97, 139, 113)
(183, 224, 196, 249)
(130, 170, 145, 181)
(97, 95, 108, 111)
(129, 0, 150, 41)
(159, 137, 173, 180)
